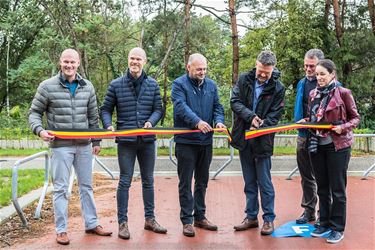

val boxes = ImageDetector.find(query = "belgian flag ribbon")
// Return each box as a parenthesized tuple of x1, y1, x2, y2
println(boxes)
(48, 123, 333, 142)
(245, 122, 333, 140)
(48, 127, 232, 141)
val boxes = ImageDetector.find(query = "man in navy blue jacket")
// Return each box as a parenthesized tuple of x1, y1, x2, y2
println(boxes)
(294, 49, 324, 225)
(172, 53, 225, 237)
(101, 47, 166, 240)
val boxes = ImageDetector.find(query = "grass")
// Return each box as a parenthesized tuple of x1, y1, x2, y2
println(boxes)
(0, 169, 45, 208)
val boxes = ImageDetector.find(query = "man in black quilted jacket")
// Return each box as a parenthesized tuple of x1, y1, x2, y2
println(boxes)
(29, 49, 112, 245)
(101, 47, 166, 240)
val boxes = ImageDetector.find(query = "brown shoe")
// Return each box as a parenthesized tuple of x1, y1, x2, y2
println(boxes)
(144, 218, 167, 234)
(183, 224, 195, 237)
(118, 222, 130, 240)
(56, 232, 70, 245)
(234, 218, 259, 231)
(194, 219, 218, 231)
(85, 225, 112, 236)
(261, 221, 274, 235)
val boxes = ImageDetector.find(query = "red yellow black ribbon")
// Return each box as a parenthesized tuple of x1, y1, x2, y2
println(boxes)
(245, 122, 333, 140)
(48, 127, 232, 141)
(48, 123, 333, 142)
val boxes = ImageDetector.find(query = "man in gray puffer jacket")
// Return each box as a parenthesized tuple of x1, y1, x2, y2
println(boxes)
(29, 49, 112, 245)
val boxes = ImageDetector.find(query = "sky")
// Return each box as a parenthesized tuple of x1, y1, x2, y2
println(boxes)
(129, 0, 249, 36)
(191, 0, 249, 36)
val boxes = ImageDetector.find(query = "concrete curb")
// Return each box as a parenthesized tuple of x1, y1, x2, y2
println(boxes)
(0, 185, 53, 225)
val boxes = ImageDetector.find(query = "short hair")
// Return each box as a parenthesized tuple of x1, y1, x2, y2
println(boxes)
(305, 49, 324, 60)
(128, 47, 147, 60)
(317, 59, 336, 74)
(187, 53, 207, 65)
(60, 48, 80, 61)
(256, 51, 277, 66)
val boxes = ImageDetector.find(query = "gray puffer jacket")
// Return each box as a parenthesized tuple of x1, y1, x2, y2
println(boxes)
(29, 72, 100, 148)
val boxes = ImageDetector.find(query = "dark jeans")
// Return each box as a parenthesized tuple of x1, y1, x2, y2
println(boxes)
(310, 143, 351, 232)
(296, 136, 318, 214)
(117, 140, 156, 224)
(239, 141, 275, 222)
(175, 143, 212, 225)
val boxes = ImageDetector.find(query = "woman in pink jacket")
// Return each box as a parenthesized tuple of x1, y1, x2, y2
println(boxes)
(301, 59, 360, 244)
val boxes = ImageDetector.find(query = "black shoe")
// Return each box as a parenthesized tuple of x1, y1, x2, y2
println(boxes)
(296, 212, 316, 224)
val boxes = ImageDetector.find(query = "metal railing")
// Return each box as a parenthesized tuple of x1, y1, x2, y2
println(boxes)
(67, 155, 115, 198)
(285, 134, 375, 180)
(11, 151, 50, 227)
(168, 136, 234, 179)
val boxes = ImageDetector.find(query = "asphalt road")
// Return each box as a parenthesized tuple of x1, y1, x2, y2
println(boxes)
(1, 155, 374, 177)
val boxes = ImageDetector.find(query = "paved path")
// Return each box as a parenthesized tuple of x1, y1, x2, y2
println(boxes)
(11, 176, 375, 250)
(1, 155, 374, 176)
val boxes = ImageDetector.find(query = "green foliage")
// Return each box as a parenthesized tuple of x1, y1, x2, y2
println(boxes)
(0, 169, 45, 207)
(0, 0, 374, 131)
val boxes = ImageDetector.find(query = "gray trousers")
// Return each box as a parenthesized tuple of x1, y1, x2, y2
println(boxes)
(51, 145, 98, 233)
(296, 136, 318, 214)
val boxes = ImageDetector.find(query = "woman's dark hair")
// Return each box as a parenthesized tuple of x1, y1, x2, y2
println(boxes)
(317, 59, 336, 74)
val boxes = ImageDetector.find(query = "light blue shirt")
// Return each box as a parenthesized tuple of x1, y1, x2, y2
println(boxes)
(253, 79, 268, 110)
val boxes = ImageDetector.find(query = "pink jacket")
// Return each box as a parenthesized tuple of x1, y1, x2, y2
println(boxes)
(309, 86, 360, 151)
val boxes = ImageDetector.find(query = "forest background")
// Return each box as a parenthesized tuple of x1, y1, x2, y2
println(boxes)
(0, 0, 374, 140)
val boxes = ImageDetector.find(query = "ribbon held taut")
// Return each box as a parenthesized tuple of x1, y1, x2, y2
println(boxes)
(48, 123, 333, 141)
(245, 122, 333, 140)
(48, 127, 232, 141)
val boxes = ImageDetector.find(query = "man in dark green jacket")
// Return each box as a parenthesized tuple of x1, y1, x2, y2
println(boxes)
(29, 49, 112, 245)
(231, 51, 285, 236)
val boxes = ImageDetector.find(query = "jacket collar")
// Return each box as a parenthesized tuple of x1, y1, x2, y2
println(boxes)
(58, 71, 86, 86)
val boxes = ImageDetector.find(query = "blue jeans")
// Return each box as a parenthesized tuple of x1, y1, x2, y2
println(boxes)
(239, 141, 276, 222)
(117, 140, 156, 224)
(51, 145, 98, 233)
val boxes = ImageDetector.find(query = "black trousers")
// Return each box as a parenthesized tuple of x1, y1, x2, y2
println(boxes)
(175, 143, 212, 225)
(310, 143, 351, 232)
(296, 136, 318, 214)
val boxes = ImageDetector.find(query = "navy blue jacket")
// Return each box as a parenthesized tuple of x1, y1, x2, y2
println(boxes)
(100, 71, 163, 143)
(171, 74, 225, 145)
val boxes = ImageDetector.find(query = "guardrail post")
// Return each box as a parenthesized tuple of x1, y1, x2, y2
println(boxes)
(362, 162, 375, 180)
(168, 137, 177, 167)
(93, 156, 115, 180)
(286, 166, 299, 180)
(34, 153, 50, 219)
(11, 151, 50, 227)
(12, 164, 28, 227)
(211, 145, 234, 180)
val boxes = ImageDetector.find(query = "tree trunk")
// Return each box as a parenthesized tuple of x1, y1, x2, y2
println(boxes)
(369, 0, 375, 36)
(229, 0, 239, 86)
(332, 0, 352, 83)
(332, 0, 343, 47)
(184, 0, 191, 65)
(324, 0, 331, 28)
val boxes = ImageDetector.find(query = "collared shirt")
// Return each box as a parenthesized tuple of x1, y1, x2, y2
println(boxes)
(61, 74, 78, 97)
(253, 79, 268, 110)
